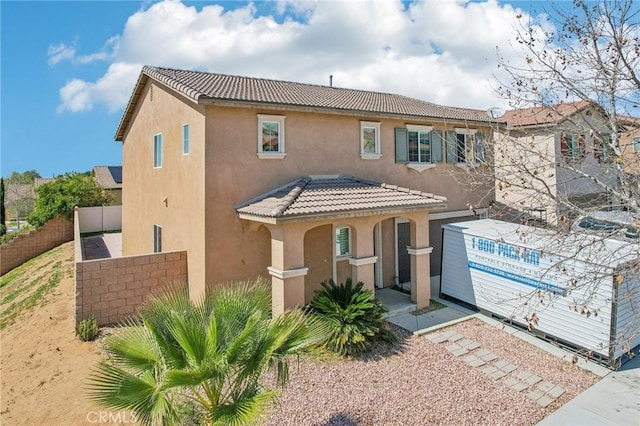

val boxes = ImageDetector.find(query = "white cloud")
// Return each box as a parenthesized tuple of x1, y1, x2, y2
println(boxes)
(58, 63, 141, 113)
(47, 43, 76, 66)
(57, 0, 545, 113)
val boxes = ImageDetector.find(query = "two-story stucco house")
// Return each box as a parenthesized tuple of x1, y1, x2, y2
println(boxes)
(115, 66, 495, 314)
(494, 101, 620, 225)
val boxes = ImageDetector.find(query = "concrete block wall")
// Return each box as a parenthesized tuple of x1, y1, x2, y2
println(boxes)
(0, 217, 74, 276)
(75, 250, 188, 326)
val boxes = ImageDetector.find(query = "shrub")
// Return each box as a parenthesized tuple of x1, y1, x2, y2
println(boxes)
(76, 317, 98, 341)
(309, 277, 395, 356)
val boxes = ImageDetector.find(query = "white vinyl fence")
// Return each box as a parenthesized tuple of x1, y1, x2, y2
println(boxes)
(77, 205, 122, 233)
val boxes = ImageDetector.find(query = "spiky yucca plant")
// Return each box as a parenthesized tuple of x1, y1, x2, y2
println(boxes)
(309, 278, 395, 356)
(88, 278, 328, 426)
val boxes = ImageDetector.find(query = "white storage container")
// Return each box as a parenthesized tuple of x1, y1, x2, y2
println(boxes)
(441, 219, 640, 366)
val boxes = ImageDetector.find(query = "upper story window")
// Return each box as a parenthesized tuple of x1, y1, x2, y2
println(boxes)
(633, 137, 640, 153)
(406, 125, 436, 164)
(396, 126, 484, 168)
(560, 132, 585, 161)
(153, 133, 163, 168)
(335, 226, 351, 257)
(596, 134, 614, 163)
(395, 126, 443, 172)
(446, 129, 485, 164)
(257, 114, 286, 159)
(182, 124, 190, 155)
(360, 121, 381, 159)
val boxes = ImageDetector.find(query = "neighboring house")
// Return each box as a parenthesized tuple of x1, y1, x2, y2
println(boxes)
(93, 166, 123, 205)
(619, 117, 640, 175)
(495, 101, 620, 225)
(34, 177, 55, 188)
(115, 66, 495, 314)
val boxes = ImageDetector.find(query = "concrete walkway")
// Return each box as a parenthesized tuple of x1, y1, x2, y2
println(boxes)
(537, 355, 640, 426)
(377, 288, 640, 426)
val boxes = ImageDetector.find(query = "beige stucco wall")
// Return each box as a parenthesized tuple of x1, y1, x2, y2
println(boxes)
(121, 82, 206, 297)
(202, 105, 491, 289)
(122, 80, 493, 300)
(303, 224, 333, 301)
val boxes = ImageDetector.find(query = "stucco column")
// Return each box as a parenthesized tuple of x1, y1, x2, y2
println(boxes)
(268, 225, 308, 316)
(408, 215, 432, 309)
(349, 221, 377, 293)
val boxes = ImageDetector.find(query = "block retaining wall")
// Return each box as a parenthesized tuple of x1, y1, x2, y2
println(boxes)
(75, 250, 188, 326)
(0, 217, 74, 276)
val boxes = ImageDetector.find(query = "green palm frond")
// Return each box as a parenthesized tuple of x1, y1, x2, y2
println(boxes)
(88, 363, 181, 425)
(209, 385, 276, 426)
(310, 277, 394, 356)
(89, 278, 328, 425)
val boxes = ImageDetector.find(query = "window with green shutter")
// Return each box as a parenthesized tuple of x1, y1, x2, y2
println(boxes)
(395, 128, 409, 163)
(335, 226, 350, 257)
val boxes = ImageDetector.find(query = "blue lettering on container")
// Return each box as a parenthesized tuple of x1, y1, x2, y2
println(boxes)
(468, 261, 564, 294)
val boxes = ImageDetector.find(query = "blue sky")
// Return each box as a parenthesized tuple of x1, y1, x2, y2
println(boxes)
(1, 0, 554, 178)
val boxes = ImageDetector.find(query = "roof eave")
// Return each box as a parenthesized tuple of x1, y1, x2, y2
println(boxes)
(115, 70, 149, 142)
(237, 202, 448, 225)
(198, 98, 495, 125)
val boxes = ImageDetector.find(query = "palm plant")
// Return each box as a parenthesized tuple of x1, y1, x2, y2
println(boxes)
(309, 277, 395, 356)
(88, 278, 327, 425)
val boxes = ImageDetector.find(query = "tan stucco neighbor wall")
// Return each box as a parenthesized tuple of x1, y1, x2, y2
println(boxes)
(75, 250, 187, 326)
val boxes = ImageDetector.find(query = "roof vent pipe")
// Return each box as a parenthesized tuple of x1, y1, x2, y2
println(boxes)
(329, 75, 333, 87)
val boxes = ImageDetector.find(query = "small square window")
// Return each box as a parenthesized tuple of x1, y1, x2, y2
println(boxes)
(360, 121, 381, 158)
(257, 115, 286, 159)
(182, 124, 190, 155)
(153, 134, 163, 168)
(335, 226, 350, 257)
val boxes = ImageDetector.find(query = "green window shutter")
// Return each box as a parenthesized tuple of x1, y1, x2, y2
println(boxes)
(474, 133, 486, 163)
(336, 227, 350, 256)
(445, 131, 457, 163)
(395, 128, 409, 163)
(431, 130, 444, 163)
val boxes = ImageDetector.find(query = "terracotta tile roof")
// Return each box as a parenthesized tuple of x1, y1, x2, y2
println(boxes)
(115, 66, 495, 141)
(236, 175, 447, 222)
(502, 100, 591, 128)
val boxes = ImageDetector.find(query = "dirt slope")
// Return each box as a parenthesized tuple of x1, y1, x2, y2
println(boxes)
(1, 242, 112, 425)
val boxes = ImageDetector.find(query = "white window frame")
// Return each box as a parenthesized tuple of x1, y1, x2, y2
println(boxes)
(182, 124, 190, 155)
(455, 128, 476, 165)
(360, 121, 381, 159)
(335, 226, 351, 258)
(406, 124, 434, 170)
(153, 133, 163, 168)
(257, 114, 286, 159)
(452, 128, 485, 167)
(153, 224, 162, 253)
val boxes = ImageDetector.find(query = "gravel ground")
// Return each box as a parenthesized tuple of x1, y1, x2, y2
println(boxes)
(263, 318, 599, 426)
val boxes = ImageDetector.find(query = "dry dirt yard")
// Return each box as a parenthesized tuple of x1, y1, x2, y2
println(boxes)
(1, 242, 600, 425)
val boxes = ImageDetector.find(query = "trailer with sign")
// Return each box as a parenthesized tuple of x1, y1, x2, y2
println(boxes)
(440, 219, 640, 366)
